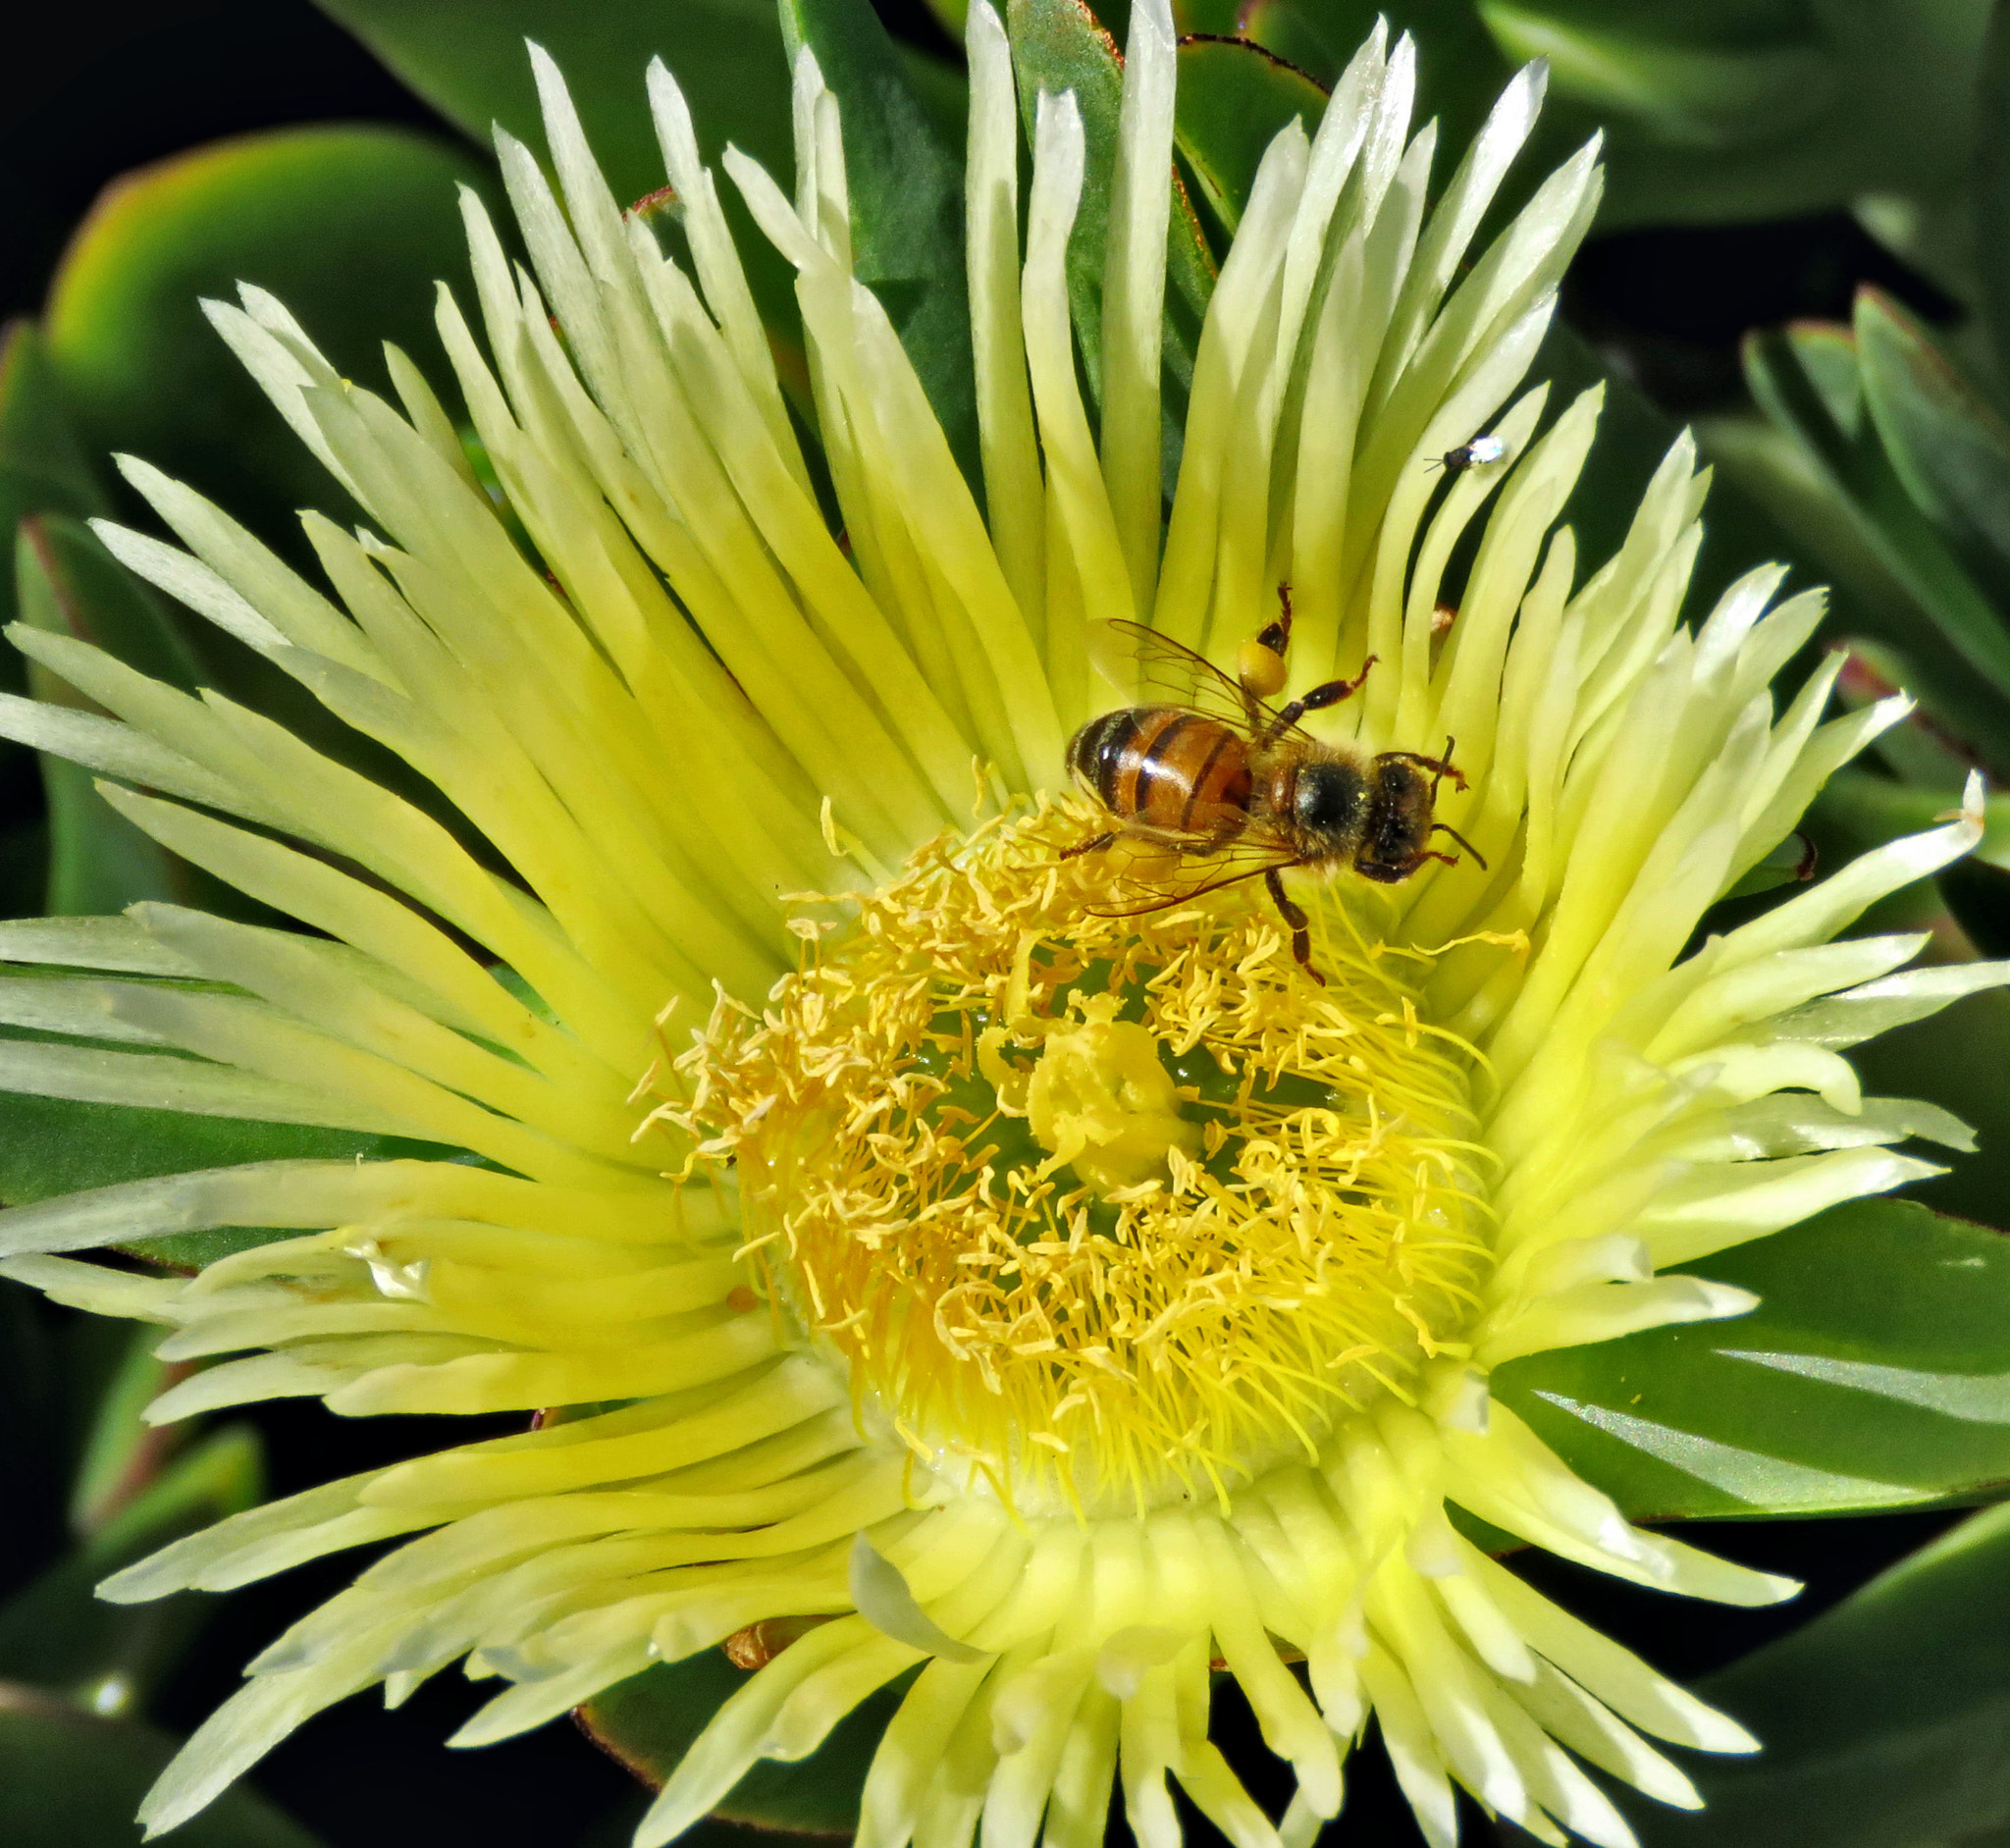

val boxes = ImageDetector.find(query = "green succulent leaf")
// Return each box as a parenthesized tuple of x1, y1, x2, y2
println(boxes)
(1977, 0, 2010, 377)
(578, 1646, 917, 1834)
(1620, 1500, 2010, 1846)
(1844, 985, 2010, 1233)
(1493, 1199, 2010, 1522)
(17, 516, 200, 699)
(1698, 412, 1939, 647)
(68, 1320, 196, 1538)
(0, 322, 113, 915)
(0, 1081, 469, 1272)
(43, 125, 493, 560)
(1173, 36, 1328, 236)
(314, 0, 798, 340)
(0, 324, 106, 639)
(0, 1424, 262, 1715)
(1482, 0, 1990, 236)
(1741, 319, 2010, 776)
(1855, 288, 2010, 616)
(779, 0, 979, 487)
(1198, 0, 1508, 151)
(1482, 4, 1834, 150)
(0, 1683, 323, 1848)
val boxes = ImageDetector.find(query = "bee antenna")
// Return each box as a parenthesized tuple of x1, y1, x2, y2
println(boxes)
(1429, 735, 1460, 798)
(1430, 821, 1487, 871)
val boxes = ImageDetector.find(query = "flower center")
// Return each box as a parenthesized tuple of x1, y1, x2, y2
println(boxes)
(660, 799, 1492, 1516)
(985, 994, 1201, 1192)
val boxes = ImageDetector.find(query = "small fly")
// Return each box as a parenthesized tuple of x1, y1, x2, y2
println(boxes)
(1430, 433, 1508, 475)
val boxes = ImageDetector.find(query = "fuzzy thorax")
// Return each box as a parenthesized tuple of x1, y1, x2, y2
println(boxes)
(655, 799, 1492, 1518)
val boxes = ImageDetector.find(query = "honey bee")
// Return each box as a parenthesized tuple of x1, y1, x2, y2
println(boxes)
(1064, 596, 1484, 979)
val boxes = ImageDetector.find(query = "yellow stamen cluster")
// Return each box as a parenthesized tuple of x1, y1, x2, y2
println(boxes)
(659, 799, 1493, 1516)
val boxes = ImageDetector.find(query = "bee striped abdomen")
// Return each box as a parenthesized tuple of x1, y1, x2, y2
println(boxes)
(1070, 707, 1253, 839)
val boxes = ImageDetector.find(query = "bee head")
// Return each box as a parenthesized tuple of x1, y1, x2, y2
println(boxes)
(1292, 758, 1366, 845)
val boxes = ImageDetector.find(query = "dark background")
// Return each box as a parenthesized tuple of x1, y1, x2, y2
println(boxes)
(0, 4, 1974, 1846)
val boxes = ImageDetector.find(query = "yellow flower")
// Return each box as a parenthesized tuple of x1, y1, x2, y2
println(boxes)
(0, 9, 1997, 1848)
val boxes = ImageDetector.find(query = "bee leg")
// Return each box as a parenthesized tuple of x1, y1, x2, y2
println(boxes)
(1269, 655, 1379, 739)
(1241, 587, 1296, 716)
(1061, 831, 1116, 861)
(1255, 583, 1294, 659)
(1264, 867, 1325, 985)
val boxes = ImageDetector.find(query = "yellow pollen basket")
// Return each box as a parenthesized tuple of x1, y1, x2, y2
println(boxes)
(663, 799, 1495, 1517)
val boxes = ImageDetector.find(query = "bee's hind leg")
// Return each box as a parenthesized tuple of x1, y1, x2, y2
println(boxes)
(1268, 656, 1379, 740)
(1240, 586, 1296, 717)
(1264, 867, 1325, 985)
(1060, 831, 1116, 861)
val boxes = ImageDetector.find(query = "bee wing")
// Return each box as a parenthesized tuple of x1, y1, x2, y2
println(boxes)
(1080, 827, 1301, 919)
(1086, 620, 1290, 732)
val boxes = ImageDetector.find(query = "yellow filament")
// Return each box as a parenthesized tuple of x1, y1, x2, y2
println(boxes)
(652, 798, 1492, 1517)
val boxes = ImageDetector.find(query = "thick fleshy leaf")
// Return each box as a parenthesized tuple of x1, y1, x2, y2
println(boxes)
(1621, 1501, 2010, 1846)
(1493, 1200, 2010, 1523)
(1855, 288, 2010, 615)
(578, 1649, 918, 1833)
(1173, 36, 1327, 235)
(1484, 0, 1987, 235)
(0, 1083, 466, 1273)
(0, 322, 112, 914)
(314, 0, 797, 337)
(1176, 0, 1508, 151)
(43, 126, 492, 557)
(0, 1424, 262, 1714)
(1741, 321, 2010, 774)
(1005, 0, 1215, 416)
(0, 1683, 322, 1848)
(17, 516, 200, 700)
(0, 324, 105, 637)
(1979, 0, 2010, 379)
(69, 1320, 196, 1536)
(779, 0, 979, 487)
(1843, 985, 2010, 1233)
(1695, 410, 1896, 591)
